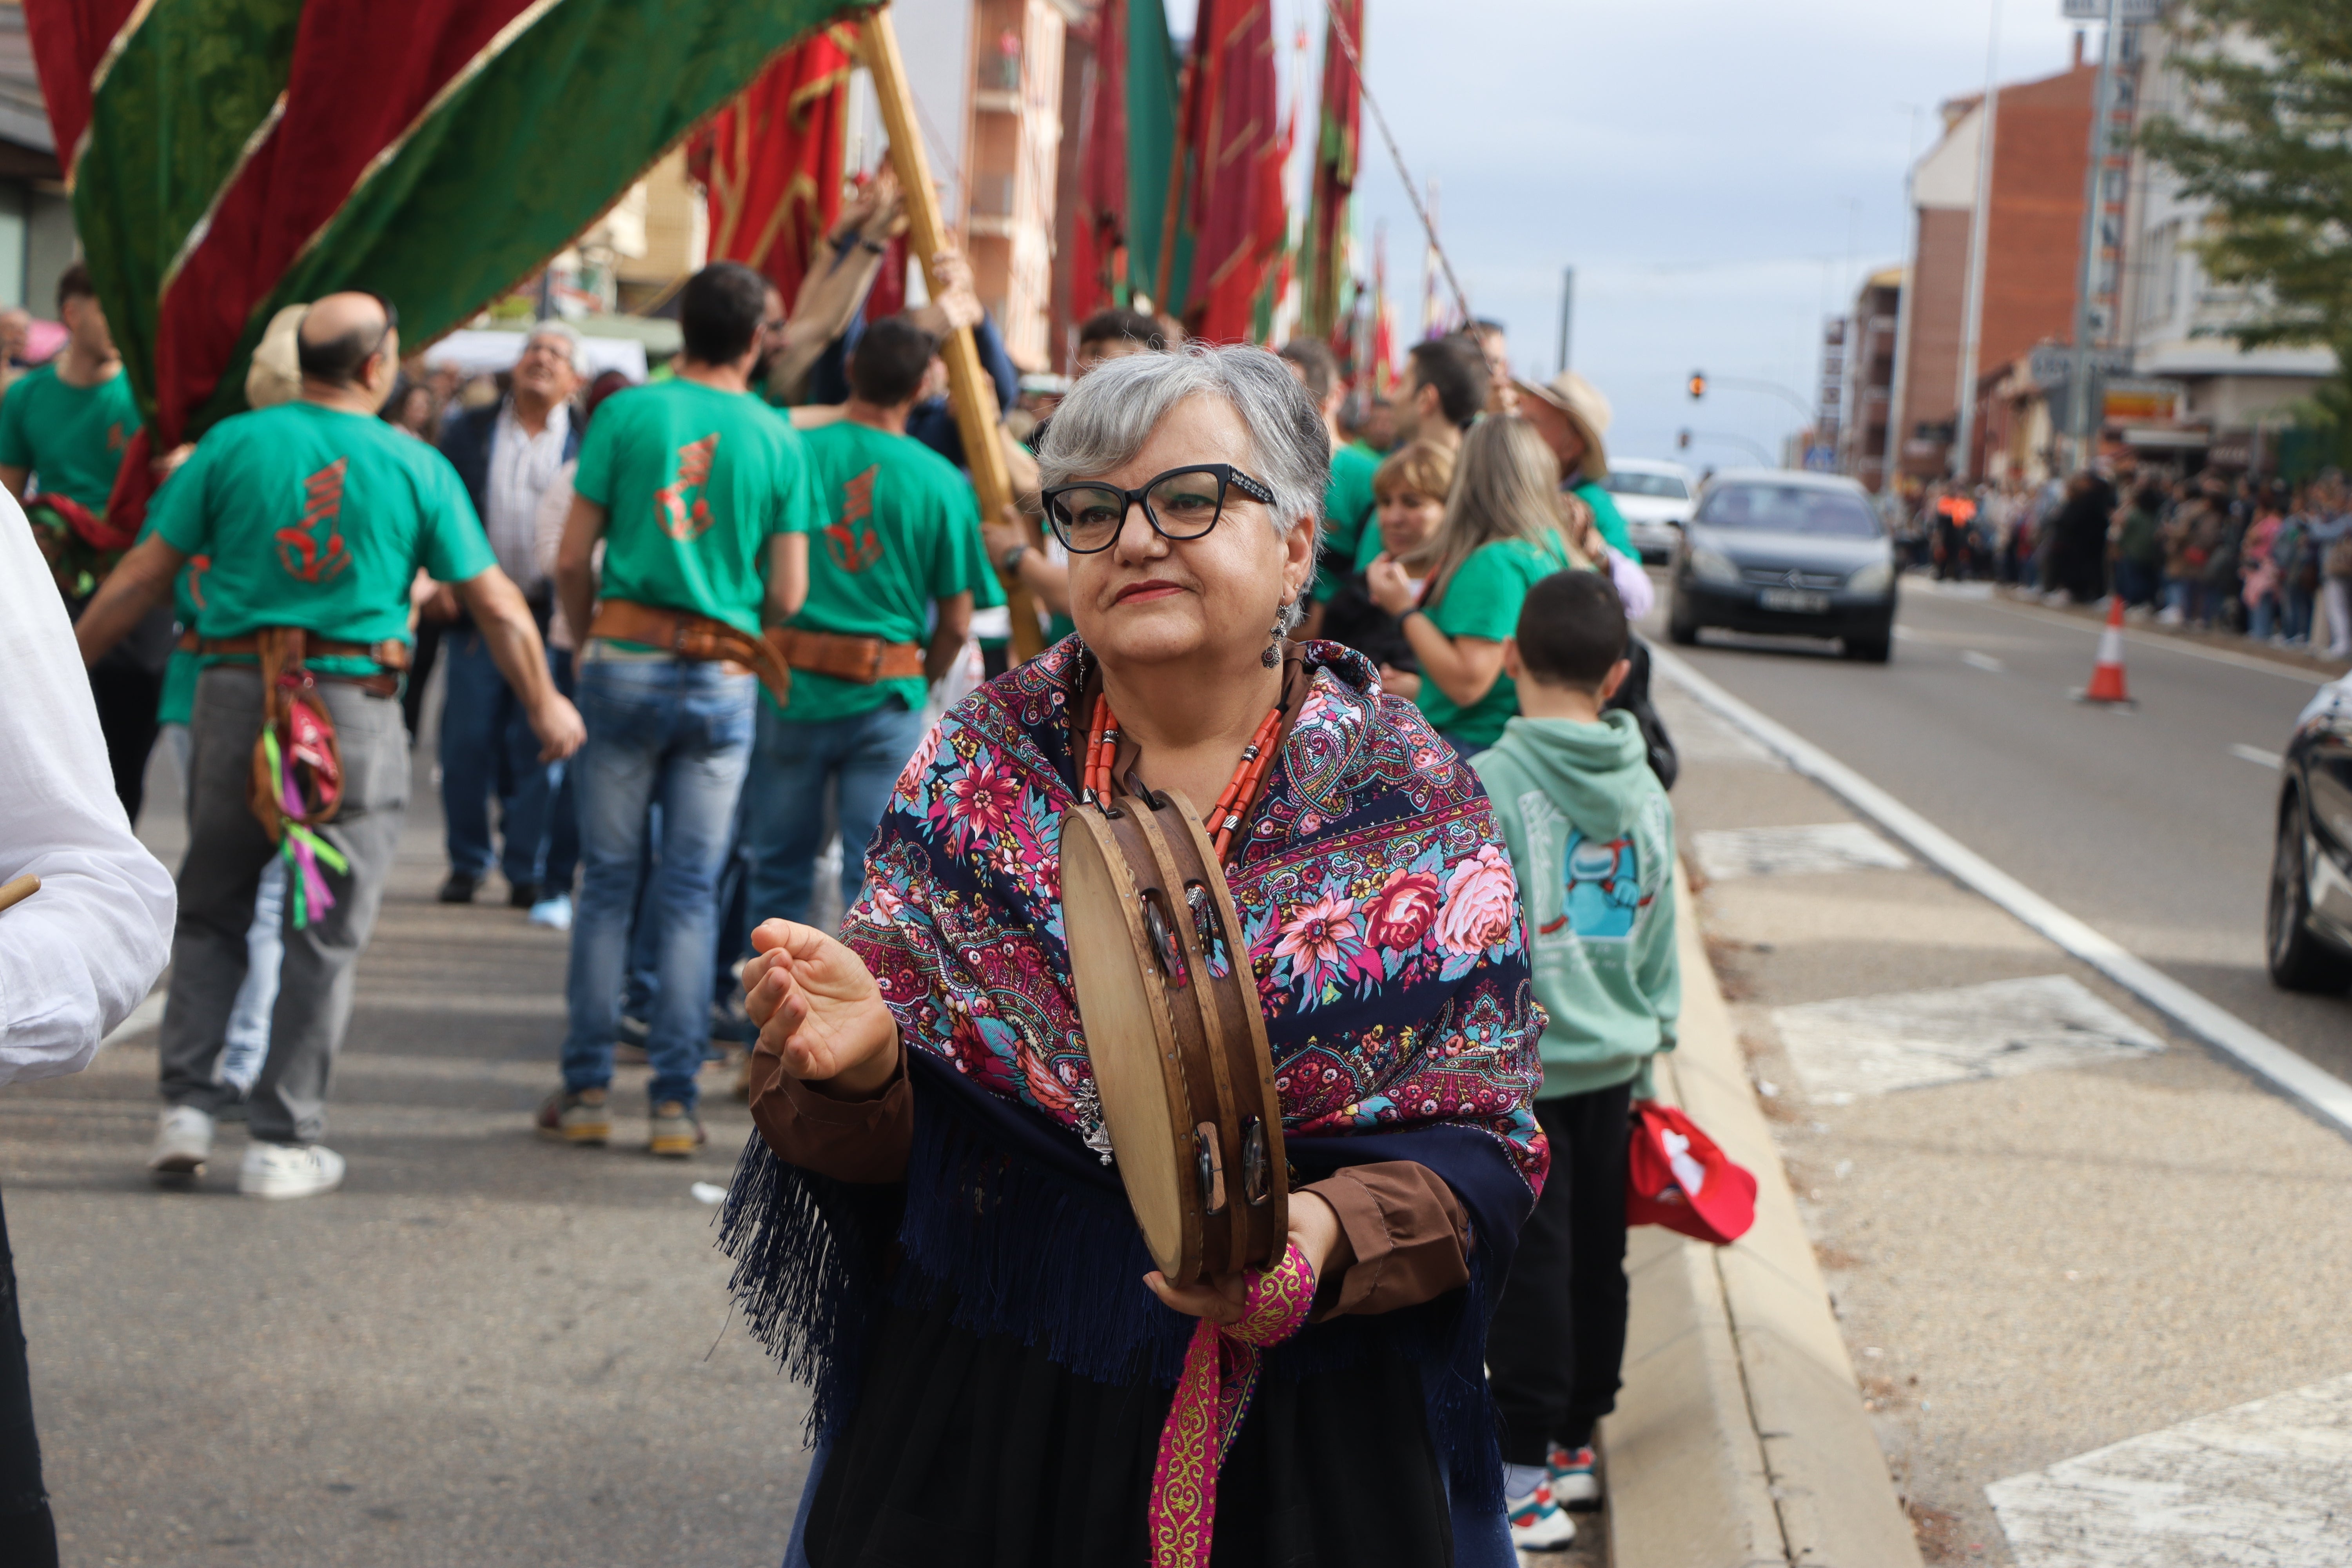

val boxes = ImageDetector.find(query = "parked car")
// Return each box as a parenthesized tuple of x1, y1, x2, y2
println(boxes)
(2267, 675, 2352, 993)
(1597, 457, 1698, 564)
(1665, 469, 1898, 662)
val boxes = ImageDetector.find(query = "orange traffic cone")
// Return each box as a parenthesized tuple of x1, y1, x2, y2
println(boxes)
(2074, 593, 2135, 707)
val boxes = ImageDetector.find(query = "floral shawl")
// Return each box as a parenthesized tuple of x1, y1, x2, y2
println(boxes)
(721, 637, 1545, 1502)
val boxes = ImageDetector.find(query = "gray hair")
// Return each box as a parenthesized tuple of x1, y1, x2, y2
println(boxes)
(1040, 343, 1329, 631)
(523, 319, 587, 374)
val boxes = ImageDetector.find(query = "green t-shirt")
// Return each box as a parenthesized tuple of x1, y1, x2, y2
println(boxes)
(0, 363, 142, 512)
(148, 401, 493, 674)
(780, 420, 1000, 722)
(1413, 531, 1576, 752)
(1311, 441, 1383, 603)
(572, 379, 816, 637)
(1575, 480, 1635, 562)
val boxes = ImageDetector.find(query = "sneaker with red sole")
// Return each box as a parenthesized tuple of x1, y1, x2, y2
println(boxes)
(1547, 1443, 1601, 1511)
(1507, 1478, 1576, 1552)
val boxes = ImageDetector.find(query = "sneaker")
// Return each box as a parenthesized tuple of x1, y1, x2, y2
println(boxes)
(1546, 1444, 1601, 1511)
(238, 1142, 345, 1199)
(437, 871, 481, 905)
(537, 1088, 611, 1145)
(526, 893, 573, 931)
(1507, 1479, 1576, 1552)
(648, 1101, 706, 1159)
(148, 1105, 215, 1179)
(506, 880, 543, 910)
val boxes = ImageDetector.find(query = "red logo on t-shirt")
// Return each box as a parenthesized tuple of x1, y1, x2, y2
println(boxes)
(276, 458, 351, 583)
(824, 464, 883, 573)
(657, 434, 719, 541)
(187, 553, 212, 611)
(107, 422, 127, 456)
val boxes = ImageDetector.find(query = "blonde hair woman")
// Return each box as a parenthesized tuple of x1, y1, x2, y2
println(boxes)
(1367, 414, 1597, 752)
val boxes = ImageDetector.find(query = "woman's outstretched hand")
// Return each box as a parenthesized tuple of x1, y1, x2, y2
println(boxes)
(743, 918, 900, 1099)
(1144, 1191, 1341, 1323)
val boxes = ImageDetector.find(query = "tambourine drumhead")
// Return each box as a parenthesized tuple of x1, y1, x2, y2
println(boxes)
(1060, 809, 1191, 1275)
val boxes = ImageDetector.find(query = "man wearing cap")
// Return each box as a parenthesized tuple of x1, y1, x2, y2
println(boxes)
(435, 320, 585, 918)
(1514, 370, 1637, 564)
(73, 292, 584, 1199)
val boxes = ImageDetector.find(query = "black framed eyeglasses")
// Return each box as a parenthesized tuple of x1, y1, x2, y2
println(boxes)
(1040, 463, 1278, 554)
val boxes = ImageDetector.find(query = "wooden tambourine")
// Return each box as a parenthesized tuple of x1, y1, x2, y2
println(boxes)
(1060, 786, 1288, 1287)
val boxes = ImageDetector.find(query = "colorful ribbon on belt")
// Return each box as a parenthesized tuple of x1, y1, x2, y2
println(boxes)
(1147, 1242, 1317, 1568)
(262, 728, 348, 929)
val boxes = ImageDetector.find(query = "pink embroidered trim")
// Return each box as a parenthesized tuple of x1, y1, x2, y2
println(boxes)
(1146, 1242, 1318, 1568)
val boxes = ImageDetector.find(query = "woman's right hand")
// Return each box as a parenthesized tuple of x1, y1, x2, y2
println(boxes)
(1367, 553, 1417, 617)
(744, 919, 900, 1098)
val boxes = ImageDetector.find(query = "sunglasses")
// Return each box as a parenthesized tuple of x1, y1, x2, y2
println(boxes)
(1039, 463, 1278, 555)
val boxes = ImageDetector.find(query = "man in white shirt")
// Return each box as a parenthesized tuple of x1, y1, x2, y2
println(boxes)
(434, 322, 583, 917)
(0, 493, 176, 1559)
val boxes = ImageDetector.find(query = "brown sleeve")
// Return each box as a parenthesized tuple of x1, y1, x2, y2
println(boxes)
(744, 1036, 913, 1184)
(1300, 1161, 1471, 1318)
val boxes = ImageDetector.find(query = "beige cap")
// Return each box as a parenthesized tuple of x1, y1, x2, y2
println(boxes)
(244, 303, 309, 410)
(1512, 370, 1612, 484)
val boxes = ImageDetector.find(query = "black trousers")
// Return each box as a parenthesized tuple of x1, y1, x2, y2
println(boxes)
(71, 599, 173, 827)
(1485, 1083, 1633, 1465)
(0, 1180, 57, 1567)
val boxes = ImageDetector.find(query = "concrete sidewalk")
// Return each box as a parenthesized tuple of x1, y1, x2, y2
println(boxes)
(4, 742, 807, 1566)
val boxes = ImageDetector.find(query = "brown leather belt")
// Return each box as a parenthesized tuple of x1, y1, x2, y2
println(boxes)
(773, 626, 925, 685)
(588, 599, 791, 707)
(190, 631, 407, 696)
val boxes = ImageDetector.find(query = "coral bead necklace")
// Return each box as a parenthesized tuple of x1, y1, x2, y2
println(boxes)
(1083, 693, 1287, 863)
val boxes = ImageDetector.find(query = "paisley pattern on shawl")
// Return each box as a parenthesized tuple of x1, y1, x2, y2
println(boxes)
(846, 635, 1546, 1179)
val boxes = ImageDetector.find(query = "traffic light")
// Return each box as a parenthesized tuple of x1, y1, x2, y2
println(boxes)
(1687, 371, 1707, 400)
(1677, 428, 1691, 450)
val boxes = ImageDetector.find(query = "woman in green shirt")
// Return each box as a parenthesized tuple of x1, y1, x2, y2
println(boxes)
(1367, 414, 1599, 755)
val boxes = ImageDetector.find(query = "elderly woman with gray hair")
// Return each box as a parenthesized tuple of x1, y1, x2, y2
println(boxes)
(722, 344, 1544, 1566)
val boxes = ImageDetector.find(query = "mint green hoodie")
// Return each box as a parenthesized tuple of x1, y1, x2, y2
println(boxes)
(1471, 710, 1679, 1099)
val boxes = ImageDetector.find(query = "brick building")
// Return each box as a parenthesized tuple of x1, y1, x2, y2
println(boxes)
(1890, 56, 2096, 482)
(1835, 265, 1903, 492)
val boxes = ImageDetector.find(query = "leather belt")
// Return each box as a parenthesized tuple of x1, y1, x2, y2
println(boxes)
(588, 599, 791, 707)
(773, 626, 925, 686)
(191, 630, 406, 696)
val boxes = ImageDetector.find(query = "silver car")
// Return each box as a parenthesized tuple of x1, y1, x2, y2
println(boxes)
(1597, 457, 1697, 565)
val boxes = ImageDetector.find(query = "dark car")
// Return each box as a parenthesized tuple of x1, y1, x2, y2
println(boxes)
(2267, 675, 2352, 993)
(1665, 470, 1899, 662)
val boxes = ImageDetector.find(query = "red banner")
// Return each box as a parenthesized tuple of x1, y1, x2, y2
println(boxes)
(1182, 0, 1285, 343)
(1300, 0, 1359, 341)
(688, 24, 856, 309)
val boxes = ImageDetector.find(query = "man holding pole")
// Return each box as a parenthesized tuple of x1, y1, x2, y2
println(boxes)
(74, 292, 584, 1198)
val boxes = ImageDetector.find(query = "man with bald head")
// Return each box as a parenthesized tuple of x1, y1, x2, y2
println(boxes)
(76, 290, 584, 1199)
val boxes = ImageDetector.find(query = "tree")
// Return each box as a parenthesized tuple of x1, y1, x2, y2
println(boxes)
(2139, 2, 2352, 456)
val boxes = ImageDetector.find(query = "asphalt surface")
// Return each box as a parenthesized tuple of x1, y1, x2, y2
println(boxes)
(1648, 577, 2352, 1079)
(5, 723, 810, 1567)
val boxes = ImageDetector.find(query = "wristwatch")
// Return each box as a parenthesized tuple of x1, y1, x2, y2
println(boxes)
(1001, 543, 1029, 572)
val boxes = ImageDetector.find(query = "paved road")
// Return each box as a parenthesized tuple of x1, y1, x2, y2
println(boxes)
(4, 738, 810, 1567)
(1645, 577, 2352, 1079)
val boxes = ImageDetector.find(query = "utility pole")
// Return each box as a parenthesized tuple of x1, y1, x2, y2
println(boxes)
(1556, 267, 1574, 376)
(1952, 0, 2004, 483)
(2066, 0, 2122, 475)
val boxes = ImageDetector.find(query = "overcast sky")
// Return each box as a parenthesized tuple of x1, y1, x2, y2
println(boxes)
(1223, 0, 2101, 471)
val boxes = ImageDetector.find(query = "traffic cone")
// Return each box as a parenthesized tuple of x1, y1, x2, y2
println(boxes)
(2074, 594, 2135, 707)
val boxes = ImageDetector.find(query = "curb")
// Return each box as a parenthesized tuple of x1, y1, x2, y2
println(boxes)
(1604, 864, 1923, 1568)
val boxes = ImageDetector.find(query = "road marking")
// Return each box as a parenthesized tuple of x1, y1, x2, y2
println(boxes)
(1987, 1372, 2352, 1568)
(1691, 822, 1911, 882)
(1651, 644, 2352, 1143)
(1649, 683, 1786, 768)
(1960, 650, 2006, 673)
(1913, 585, 2332, 686)
(2230, 743, 2284, 770)
(1772, 975, 2162, 1103)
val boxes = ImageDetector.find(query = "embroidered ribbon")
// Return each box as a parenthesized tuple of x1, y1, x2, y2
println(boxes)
(1147, 1242, 1318, 1568)
(263, 729, 349, 929)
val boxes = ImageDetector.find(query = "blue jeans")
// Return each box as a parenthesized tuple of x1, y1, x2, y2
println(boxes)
(440, 628, 563, 887)
(742, 700, 928, 933)
(561, 657, 756, 1111)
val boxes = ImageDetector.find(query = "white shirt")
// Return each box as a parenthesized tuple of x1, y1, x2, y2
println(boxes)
(0, 502, 176, 1081)
(533, 458, 583, 652)
(486, 397, 572, 591)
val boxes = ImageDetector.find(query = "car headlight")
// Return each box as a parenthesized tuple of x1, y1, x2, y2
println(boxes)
(1688, 544, 1739, 585)
(1847, 559, 1893, 595)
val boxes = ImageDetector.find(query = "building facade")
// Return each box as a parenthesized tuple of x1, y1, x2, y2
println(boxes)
(1835, 266, 1903, 492)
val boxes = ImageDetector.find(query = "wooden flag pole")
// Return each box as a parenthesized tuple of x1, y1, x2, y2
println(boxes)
(861, 5, 1043, 661)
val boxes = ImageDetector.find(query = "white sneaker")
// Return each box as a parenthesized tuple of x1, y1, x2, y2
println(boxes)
(238, 1142, 346, 1200)
(148, 1105, 215, 1178)
(1507, 1480, 1577, 1552)
(526, 893, 573, 931)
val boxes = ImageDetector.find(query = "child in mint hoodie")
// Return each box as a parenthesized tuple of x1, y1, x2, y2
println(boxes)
(1470, 569, 1679, 1551)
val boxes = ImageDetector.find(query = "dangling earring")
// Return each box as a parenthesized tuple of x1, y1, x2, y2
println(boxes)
(1263, 601, 1287, 667)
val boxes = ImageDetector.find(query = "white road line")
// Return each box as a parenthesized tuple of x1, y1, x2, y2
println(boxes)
(1913, 584, 2331, 686)
(1650, 644, 2352, 1143)
(1959, 650, 2005, 673)
(2229, 743, 2284, 770)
